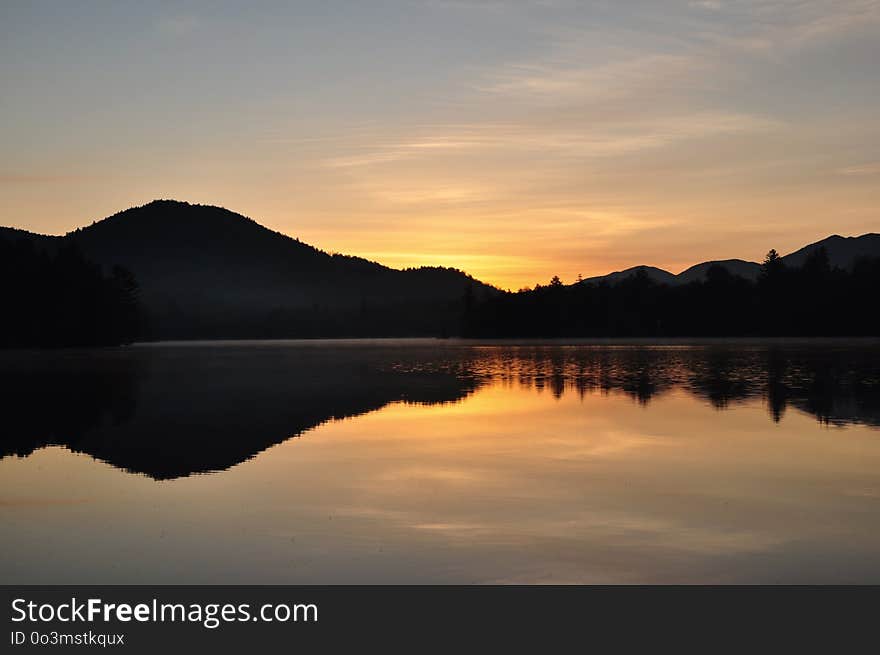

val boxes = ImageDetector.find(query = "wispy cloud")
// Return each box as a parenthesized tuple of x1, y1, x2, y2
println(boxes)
(838, 163, 880, 176)
(0, 172, 93, 185)
(690, 0, 723, 10)
(157, 15, 201, 37)
(323, 112, 777, 169)
(425, 0, 575, 10)
(479, 53, 707, 104)
(476, 0, 880, 108)
(363, 183, 494, 205)
(696, 0, 880, 53)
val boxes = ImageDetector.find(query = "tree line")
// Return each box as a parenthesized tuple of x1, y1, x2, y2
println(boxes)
(462, 248, 880, 337)
(3, 232, 878, 346)
(0, 237, 140, 347)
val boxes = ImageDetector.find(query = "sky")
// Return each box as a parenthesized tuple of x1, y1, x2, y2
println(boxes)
(1, 1, 878, 290)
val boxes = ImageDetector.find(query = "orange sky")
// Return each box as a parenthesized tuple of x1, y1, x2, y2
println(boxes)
(2, 2, 879, 290)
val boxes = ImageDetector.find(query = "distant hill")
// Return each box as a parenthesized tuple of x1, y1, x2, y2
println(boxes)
(1, 200, 497, 339)
(780, 233, 880, 269)
(3, 201, 877, 341)
(580, 265, 678, 286)
(676, 259, 761, 284)
(579, 233, 880, 287)
(0, 226, 58, 246)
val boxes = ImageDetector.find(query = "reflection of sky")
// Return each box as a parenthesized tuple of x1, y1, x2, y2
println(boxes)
(3, 2, 880, 289)
(2, 383, 879, 584)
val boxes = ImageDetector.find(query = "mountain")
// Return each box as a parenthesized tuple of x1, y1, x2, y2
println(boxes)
(579, 233, 880, 287)
(579, 261, 757, 287)
(580, 265, 678, 286)
(0, 225, 58, 247)
(1, 200, 497, 339)
(780, 233, 880, 269)
(3, 201, 877, 341)
(676, 259, 761, 284)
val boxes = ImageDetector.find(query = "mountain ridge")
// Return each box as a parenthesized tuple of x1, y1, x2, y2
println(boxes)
(1, 199, 498, 339)
(2, 200, 877, 339)
(579, 233, 880, 287)
(4, 201, 876, 291)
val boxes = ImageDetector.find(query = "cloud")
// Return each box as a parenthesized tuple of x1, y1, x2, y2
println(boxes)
(426, 0, 575, 10)
(480, 53, 707, 105)
(157, 15, 200, 37)
(364, 183, 494, 205)
(476, 0, 880, 109)
(838, 163, 880, 176)
(0, 172, 93, 185)
(696, 0, 880, 53)
(322, 112, 777, 170)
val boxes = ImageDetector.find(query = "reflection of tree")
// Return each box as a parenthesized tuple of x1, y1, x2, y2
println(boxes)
(766, 349, 789, 423)
(0, 347, 479, 480)
(0, 351, 142, 458)
(803, 356, 837, 424)
(620, 349, 660, 406)
(2, 343, 877, 480)
(685, 348, 757, 410)
(467, 344, 880, 427)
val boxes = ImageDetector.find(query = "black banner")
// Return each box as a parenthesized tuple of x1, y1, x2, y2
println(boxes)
(2, 586, 876, 652)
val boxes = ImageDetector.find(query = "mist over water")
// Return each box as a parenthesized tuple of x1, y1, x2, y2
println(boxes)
(1, 339, 879, 583)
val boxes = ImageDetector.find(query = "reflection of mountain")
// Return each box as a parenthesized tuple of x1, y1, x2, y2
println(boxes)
(0, 345, 480, 480)
(1, 342, 877, 480)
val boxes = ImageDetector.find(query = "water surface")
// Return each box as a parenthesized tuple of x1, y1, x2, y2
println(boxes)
(2, 339, 879, 583)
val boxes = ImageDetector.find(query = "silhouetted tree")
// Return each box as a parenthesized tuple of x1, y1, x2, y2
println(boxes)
(756, 249, 787, 334)
(462, 251, 880, 338)
(803, 246, 830, 278)
(760, 249, 783, 281)
(0, 236, 141, 347)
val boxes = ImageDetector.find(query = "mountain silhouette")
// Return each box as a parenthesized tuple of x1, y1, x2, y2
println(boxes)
(579, 233, 879, 287)
(675, 259, 761, 284)
(2, 200, 497, 339)
(3, 201, 878, 342)
(780, 233, 880, 269)
(580, 265, 678, 286)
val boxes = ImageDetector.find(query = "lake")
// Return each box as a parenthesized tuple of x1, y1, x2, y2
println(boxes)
(2, 339, 879, 583)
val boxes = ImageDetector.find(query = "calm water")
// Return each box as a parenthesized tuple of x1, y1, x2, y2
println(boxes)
(2, 339, 880, 583)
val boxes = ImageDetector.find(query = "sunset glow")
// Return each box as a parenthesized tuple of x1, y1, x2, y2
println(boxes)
(2, 1, 879, 289)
